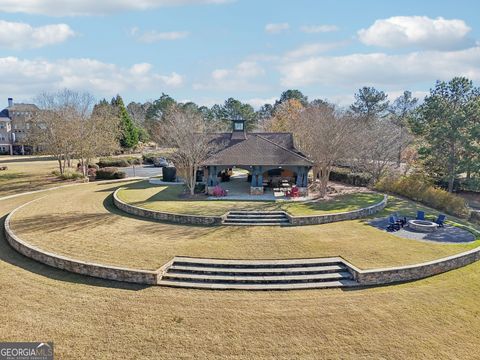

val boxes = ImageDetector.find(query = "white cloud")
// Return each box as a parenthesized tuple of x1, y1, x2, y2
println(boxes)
(300, 24, 339, 33)
(284, 42, 346, 59)
(244, 97, 277, 109)
(0, 20, 74, 49)
(130, 27, 189, 43)
(0, 56, 184, 99)
(279, 46, 480, 88)
(0, 0, 232, 16)
(194, 61, 266, 91)
(265, 23, 290, 34)
(358, 16, 472, 50)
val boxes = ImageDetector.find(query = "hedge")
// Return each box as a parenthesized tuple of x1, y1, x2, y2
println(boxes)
(97, 157, 141, 168)
(329, 167, 372, 187)
(95, 167, 127, 180)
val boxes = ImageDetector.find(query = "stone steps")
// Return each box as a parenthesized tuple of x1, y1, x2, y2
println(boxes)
(223, 211, 290, 226)
(158, 257, 358, 290)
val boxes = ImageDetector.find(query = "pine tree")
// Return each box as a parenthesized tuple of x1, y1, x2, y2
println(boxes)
(112, 95, 139, 150)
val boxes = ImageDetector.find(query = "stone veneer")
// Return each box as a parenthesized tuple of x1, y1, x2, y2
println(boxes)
(113, 189, 224, 225)
(346, 245, 480, 286)
(287, 194, 388, 226)
(5, 197, 480, 288)
(4, 199, 159, 285)
(115, 188, 387, 227)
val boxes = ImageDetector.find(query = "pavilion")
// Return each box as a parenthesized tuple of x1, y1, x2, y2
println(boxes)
(202, 117, 313, 196)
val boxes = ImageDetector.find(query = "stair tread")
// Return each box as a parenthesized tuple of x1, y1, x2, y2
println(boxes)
(228, 211, 286, 215)
(223, 222, 290, 226)
(158, 279, 358, 290)
(227, 214, 287, 218)
(169, 264, 346, 273)
(163, 271, 351, 281)
(172, 257, 343, 266)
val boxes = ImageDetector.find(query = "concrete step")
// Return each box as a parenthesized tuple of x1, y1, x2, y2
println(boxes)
(222, 221, 290, 226)
(227, 214, 287, 219)
(168, 264, 346, 275)
(157, 279, 358, 290)
(172, 257, 345, 269)
(228, 211, 286, 215)
(224, 218, 289, 223)
(162, 271, 352, 284)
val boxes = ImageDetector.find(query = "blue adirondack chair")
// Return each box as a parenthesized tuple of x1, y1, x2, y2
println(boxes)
(435, 214, 446, 227)
(387, 216, 401, 231)
(416, 210, 425, 220)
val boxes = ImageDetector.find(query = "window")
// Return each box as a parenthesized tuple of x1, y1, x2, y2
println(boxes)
(234, 122, 244, 131)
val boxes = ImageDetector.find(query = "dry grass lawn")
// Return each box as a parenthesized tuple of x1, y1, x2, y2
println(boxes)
(117, 181, 386, 216)
(1, 191, 480, 359)
(10, 181, 479, 271)
(0, 155, 70, 197)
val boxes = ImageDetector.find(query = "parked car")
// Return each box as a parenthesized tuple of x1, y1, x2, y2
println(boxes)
(153, 157, 171, 168)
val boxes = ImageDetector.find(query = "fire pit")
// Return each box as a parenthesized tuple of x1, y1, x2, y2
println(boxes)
(408, 219, 438, 233)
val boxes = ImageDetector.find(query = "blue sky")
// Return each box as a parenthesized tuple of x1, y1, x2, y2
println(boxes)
(0, 0, 479, 108)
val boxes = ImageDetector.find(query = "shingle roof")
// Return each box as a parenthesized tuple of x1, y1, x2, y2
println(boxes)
(202, 132, 312, 167)
(7, 103, 39, 112)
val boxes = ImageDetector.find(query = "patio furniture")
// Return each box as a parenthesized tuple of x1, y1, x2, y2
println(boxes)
(435, 214, 446, 227)
(387, 216, 401, 231)
(392, 213, 406, 227)
(416, 210, 425, 221)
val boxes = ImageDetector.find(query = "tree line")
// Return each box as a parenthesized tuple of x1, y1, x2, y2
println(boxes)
(26, 77, 480, 196)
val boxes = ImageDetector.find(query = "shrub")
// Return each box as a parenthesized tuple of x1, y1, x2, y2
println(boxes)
(97, 157, 141, 168)
(95, 167, 127, 180)
(375, 174, 470, 218)
(52, 169, 86, 181)
(194, 183, 205, 193)
(329, 167, 372, 187)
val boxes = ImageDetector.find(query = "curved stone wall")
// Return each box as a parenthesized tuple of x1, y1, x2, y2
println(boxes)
(113, 189, 224, 225)
(287, 194, 388, 226)
(114, 188, 387, 227)
(5, 197, 480, 288)
(4, 199, 159, 285)
(346, 245, 480, 286)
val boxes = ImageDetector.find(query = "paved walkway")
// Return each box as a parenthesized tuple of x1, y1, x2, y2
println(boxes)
(368, 218, 476, 243)
(123, 165, 162, 178)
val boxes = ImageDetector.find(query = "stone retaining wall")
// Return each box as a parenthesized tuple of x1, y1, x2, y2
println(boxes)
(287, 194, 388, 226)
(113, 189, 224, 225)
(347, 246, 480, 286)
(4, 200, 159, 285)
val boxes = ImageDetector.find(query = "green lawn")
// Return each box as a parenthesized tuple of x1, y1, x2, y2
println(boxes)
(116, 180, 385, 216)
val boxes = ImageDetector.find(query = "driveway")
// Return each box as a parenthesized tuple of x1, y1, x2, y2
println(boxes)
(123, 165, 162, 178)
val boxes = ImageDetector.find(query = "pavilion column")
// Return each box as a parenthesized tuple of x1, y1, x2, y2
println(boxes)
(296, 167, 303, 187)
(257, 166, 263, 187)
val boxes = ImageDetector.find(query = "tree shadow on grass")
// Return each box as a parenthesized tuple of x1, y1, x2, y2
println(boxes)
(102, 193, 226, 236)
(0, 215, 149, 291)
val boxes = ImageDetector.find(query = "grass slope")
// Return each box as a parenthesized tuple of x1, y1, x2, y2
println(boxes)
(1, 192, 480, 358)
(10, 182, 478, 271)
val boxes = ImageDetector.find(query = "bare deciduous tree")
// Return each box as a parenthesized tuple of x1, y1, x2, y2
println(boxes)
(351, 119, 401, 183)
(29, 89, 120, 176)
(158, 106, 218, 195)
(295, 103, 354, 197)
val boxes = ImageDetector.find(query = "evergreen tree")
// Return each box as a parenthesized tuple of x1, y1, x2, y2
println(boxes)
(409, 77, 480, 192)
(350, 86, 389, 122)
(112, 95, 139, 150)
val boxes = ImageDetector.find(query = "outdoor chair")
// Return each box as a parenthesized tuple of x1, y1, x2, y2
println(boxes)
(386, 216, 401, 232)
(435, 214, 446, 227)
(416, 210, 425, 221)
(392, 213, 406, 227)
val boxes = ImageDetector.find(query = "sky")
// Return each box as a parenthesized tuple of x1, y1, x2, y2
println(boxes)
(0, 0, 479, 108)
